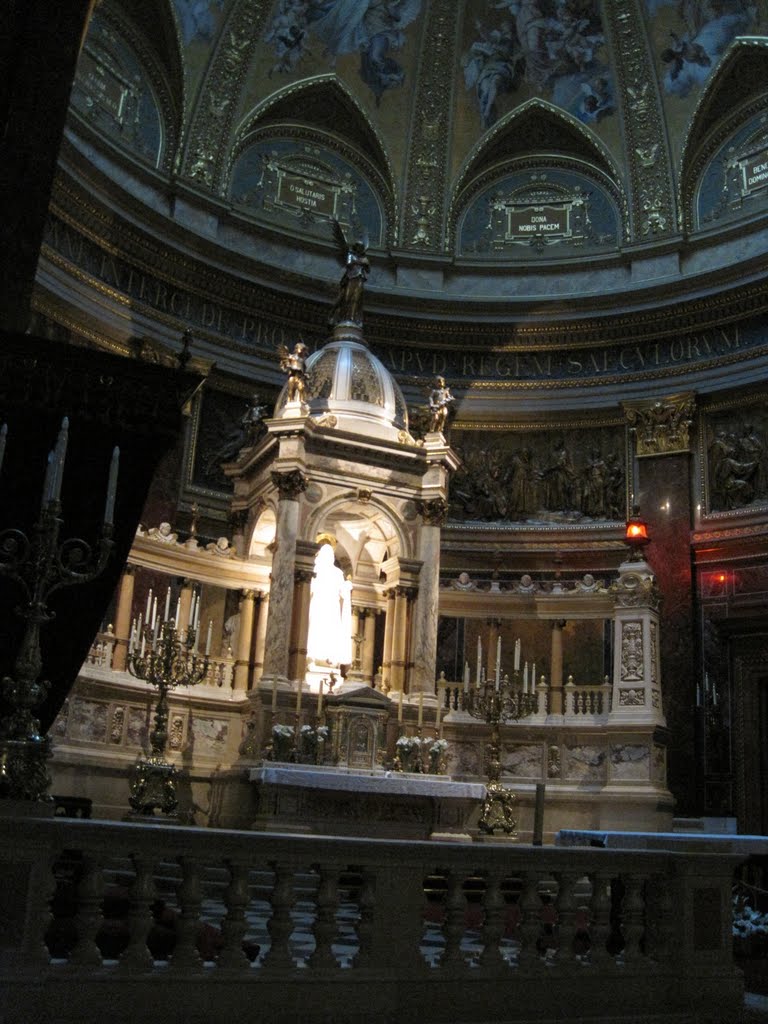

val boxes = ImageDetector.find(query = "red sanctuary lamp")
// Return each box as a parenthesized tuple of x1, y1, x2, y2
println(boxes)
(625, 505, 650, 561)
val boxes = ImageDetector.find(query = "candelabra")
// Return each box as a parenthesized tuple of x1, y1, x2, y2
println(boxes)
(0, 419, 118, 801)
(127, 593, 210, 817)
(461, 670, 538, 836)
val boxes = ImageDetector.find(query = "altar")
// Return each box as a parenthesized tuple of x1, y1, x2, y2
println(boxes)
(248, 763, 485, 840)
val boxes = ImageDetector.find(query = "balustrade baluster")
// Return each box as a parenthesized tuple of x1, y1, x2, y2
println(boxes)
(620, 873, 647, 964)
(117, 856, 156, 971)
(262, 862, 296, 971)
(217, 860, 251, 970)
(554, 872, 579, 966)
(309, 863, 340, 970)
(644, 872, 673, 963)
(440, 871, 467, 970)
(517, 872, 543, 970)
(23, 850, 58, 970)
(67, 855, 104, 967)
(478, 872, 506, 970)
(353, 869, 375, 969)
(588, 872, 614, 966)
(169, 857, 203, 971)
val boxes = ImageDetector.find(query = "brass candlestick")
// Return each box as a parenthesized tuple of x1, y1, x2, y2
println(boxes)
(461, 671, 538, 835)
(127, 608, 209, 817)
(0, 419, 117, 801)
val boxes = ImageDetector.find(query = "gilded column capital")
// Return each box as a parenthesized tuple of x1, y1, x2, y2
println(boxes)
(240, 588, 257, 601)
(624, 393, 696, 457)
(415, 497, 450, 526)
(271, 469, 308, 500)
(396, 584, 418, 600)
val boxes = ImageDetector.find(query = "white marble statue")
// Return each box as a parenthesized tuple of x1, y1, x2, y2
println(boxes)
(306, 543, 352, 668)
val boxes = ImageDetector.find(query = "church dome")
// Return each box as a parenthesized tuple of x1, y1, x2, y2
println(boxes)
(275, 326, 409, 443)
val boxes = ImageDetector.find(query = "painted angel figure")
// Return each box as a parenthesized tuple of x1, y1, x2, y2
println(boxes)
(329, 219, 370, 327)
(278, 341, 309, 402)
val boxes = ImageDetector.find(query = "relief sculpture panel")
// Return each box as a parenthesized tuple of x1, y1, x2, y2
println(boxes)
(705, 403, 768, 513)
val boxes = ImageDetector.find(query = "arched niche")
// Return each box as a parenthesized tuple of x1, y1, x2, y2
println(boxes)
(449, 99, 624, 251)
(681, 38, 768, 233)
(248, 506, 277, 559)
(70, 2, 182, 171)
(456, 161, 622, 258)
(228, 77, 395, 246)
(306, 498, 408, 584)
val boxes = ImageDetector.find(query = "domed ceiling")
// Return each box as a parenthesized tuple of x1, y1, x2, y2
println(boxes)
(36, 0, 768, 406)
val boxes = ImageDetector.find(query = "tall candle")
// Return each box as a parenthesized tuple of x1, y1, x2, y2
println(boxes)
(151, 597, 158, 632)
(398, 689, 404, 723)
(51, 417, 69, 502)
(295, 679, 302, 714)
(418, 691, 424, 727)
(463, 662, 470, 693)
(0, 423, 7, 478)
(317, 679, 324, 716)
(129, 620, 136, 654)
(496, 635, 502, 683)
(514, 638, 521, 672)
(174, 598, 180, 629)
(271, 677, 278, 712)
(476, 636, 482, 686)
(523, 662, 529, 693)
(41, 451, 55, 509)
(104, 446, 119, 524)
(532, 662, 537, 691)
(205, 618, 212, 655)
(145, 588, 152, 624)
(164, 587, 171, 623)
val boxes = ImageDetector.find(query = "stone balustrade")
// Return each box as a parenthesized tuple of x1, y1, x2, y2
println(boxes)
(0, 812, 744, 1024)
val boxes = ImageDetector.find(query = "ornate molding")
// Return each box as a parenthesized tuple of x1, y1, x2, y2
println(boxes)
(624, 393, 696, 457)
(271, 469, 307, 500)
(605, 3, 676, 239)
(181, 0, 270, 193)
(400, 0, 460, 251)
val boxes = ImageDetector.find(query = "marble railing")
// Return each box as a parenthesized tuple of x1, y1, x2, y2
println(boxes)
(0, 812, 744, 1024)
(83, 636, 234, 689)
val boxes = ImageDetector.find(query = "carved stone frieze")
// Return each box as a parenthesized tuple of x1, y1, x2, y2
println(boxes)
(271, 469, 307, 500)
(400, 0, 460, 251)
(624, 393, 696, 457)
(604, 4, 675, 239)
(182, 0, 270, 193)
(618, 687, 645, 706)
(620, 622, 644, 682)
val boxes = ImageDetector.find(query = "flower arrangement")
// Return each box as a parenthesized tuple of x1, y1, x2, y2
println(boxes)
(268, 723, 295, 761)
(428, 738, 448, 774)
(396, 735, 423, 753)
(297, 723, 330, 763)
(733, 889, 768, 940)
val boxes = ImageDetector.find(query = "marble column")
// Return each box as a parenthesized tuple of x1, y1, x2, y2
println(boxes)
(389, 587, 412, 694)
(261, 470, 306, 684)
(111, 565, 135, 672)
(382, 589, 396, 690)
(178, 579, 194, 640)
(234, 589, 256, 692)
(410, 498, 448, 695)
(362, 609, 376, 683)
(251, 592, 268, 686)
(288, 569, 314, 683)
(548, 620, 566, 717)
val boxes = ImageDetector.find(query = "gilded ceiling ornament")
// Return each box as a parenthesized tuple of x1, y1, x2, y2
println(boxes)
(401, 0, 460, 252)
(604, 3, 675, 240)
(624, 393, 696, 457)
(182, 1, 269, 192)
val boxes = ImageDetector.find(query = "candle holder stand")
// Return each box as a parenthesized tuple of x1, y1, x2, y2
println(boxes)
(127, 619, 209, 817)
(0, 420, 117, 802)
(461, 671, 538, 836)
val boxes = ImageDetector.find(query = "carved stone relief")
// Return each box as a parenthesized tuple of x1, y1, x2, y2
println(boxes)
(564, 743, 606, 783)
(706, 404, 768, 513)
(620, 622, 644, 681)
(501, 743, 542, 779)
(450, 427, 625, 523)
(618, 687, 645, 706)
(610, 744, 650, 781)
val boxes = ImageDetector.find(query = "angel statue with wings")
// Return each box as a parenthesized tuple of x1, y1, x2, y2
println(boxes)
(329, 219, 370, 327)
(278, 341, 309, 403)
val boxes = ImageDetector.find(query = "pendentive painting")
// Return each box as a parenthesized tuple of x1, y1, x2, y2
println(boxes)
(459, 1, 615, 131)
(644, 0, 759, 98)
